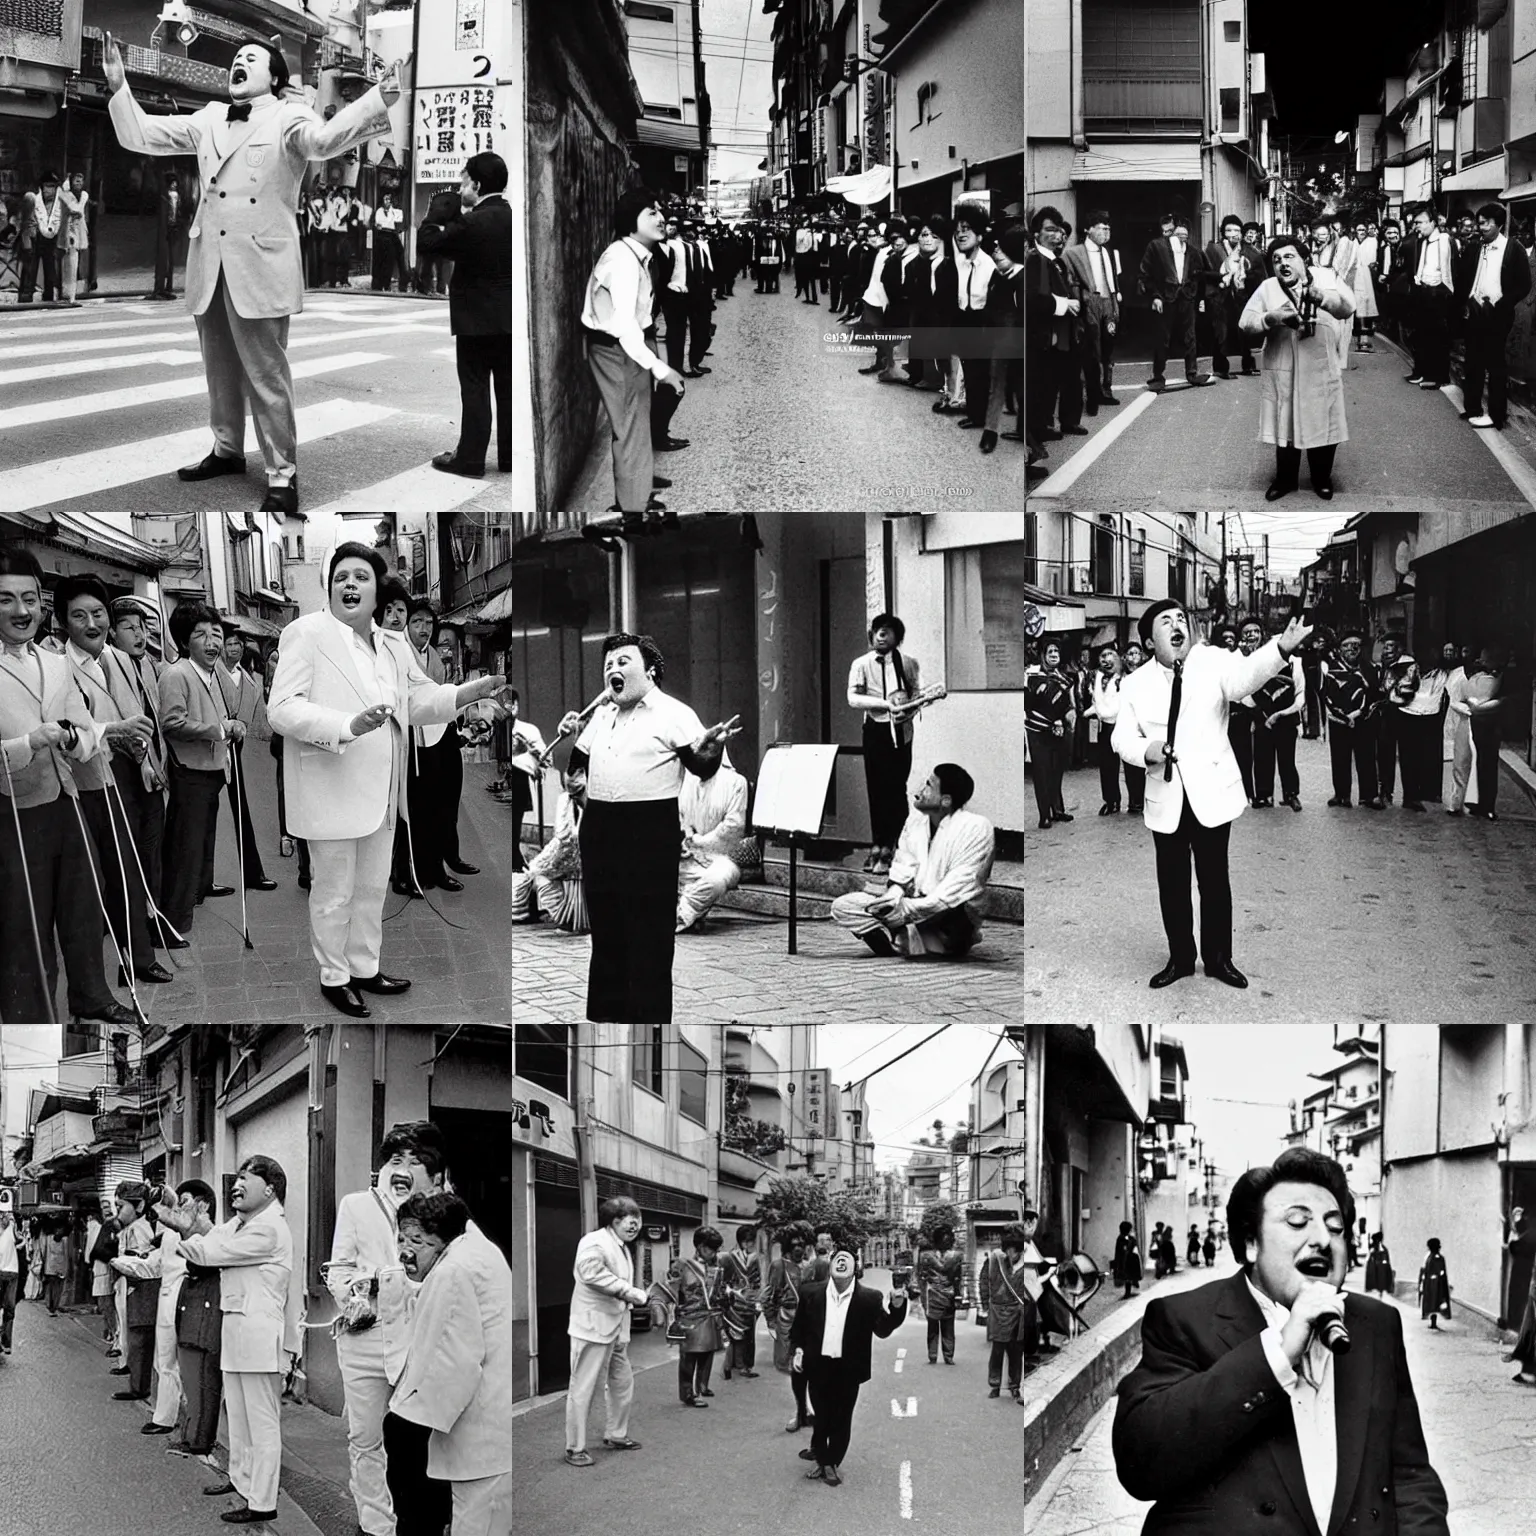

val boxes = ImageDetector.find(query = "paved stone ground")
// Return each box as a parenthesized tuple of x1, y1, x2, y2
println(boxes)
(1024, 1281, 1536, 1536)
(558, 273, 1025, 515)
(512, 904, 1021, 1024)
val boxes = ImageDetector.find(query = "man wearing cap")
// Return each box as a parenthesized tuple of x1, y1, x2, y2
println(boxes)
(1112, 601, 1313, 989)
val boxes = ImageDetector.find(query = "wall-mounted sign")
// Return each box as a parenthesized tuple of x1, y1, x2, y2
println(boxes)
(800, 1068, 828, 1140)
(513, 1078, 575, 1158)
(415, 86, 496, 184)
(456, 0, 484, 50)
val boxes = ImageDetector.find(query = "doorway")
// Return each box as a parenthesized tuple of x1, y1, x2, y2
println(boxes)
(432, 1107, 512, 1265)
(533, 1181, 581, 1394)
(1506, 1165, 1536, 1327)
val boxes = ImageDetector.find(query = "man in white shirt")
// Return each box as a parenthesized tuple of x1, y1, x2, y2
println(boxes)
(952, 202, 997, 424)
(1407, 202, 1455, 388)
(1459, 200, 1533, 429)
(830, 764, 996, 957)
(578, 187, 686, 523)
(1113, 1147, 1448, 1536)
(369, 191, 407, 291)
(676, 754, 748, 932)
(0, 1207, 21, 1355)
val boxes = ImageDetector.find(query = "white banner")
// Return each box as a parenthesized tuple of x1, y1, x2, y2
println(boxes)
(415, 85, 496, 183)
(824, 163, 892, 205)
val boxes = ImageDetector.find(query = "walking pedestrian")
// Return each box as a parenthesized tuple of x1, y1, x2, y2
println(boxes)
(720, 1225, 762, 1382)
(154, 172, 186, 298)
(1364, 1232, 1396, 1297)
(1202, 1224, 1218, 1268)
(1025, 640, 1074, 829)
(1186, 1224, 1202, 1268)
(764, 1222, 816, 1434)
(1112, 1220, 1141, 1299)
(1158, 1225, 1177, 1278)
(1419, 1238, 1451, 1329)
(915, 1226, 962, 1366)
(24, 1219, 43, 1301)
(979, 1224, 1035, 1401)
(667, 1227, 728, 1407)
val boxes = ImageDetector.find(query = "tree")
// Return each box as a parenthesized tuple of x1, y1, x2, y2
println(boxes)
(753, 1174, 890, 1254)
(915, 1201, 963, 1249)
(721, 1071, 788, 1161)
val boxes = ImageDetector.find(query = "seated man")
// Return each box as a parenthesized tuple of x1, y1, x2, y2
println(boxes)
(676, 752, 748, 932)
(511, 754, 589, 932)
(830, 763, 995, 956)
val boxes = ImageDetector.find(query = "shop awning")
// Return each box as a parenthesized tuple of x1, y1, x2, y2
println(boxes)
(1070, 142, 1202, 182)
(1023, 582, 1085, 637)
(45, 512, 166, 574)
(825, 163, 893, 204)
(476, 588, 513, 623)
(227, 613, 283, 639)
(1442, 155, 1505, 192)
(634, 117, 703, 155)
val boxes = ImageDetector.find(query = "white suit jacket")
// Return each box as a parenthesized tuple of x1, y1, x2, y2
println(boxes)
(389, 1224, 512, 1480)
(1113, 639, 1288, 832)
(112, 1227, 187, 1333)
(567, 1227, 637, 1345)
(327, 1188, 416, 1383)
(265, 612, 463, 841)
(107, 83, 391, 319)
(178, 1202, 301, 1374)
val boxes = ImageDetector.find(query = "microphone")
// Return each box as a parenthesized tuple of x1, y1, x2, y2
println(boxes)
(1318, 1311, 1351, 1355)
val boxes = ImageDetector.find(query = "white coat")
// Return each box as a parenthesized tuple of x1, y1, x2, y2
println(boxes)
(389, 1224, 511, 1481)
(112, 1226, 188, 1332)
(1113, 639, 1289, 833)
(178, 1201, 301, 1374)
(567, 1227, 638, 1345)
(326, 1188, 416, 1384)
(265, 612, 464, 841)
(107, 83, 392, 320)
(1239, 270, 1355, 448)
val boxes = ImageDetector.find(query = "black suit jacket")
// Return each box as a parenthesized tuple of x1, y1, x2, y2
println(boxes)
(1454, 236, 1533, 321)
(1113, 1271, 1448, 1536)
(1027, 249, 1076, 352)
(417, 193, 510, 336)
(1139, 236, 1205, 303)
(789, 1280, 906, 1384)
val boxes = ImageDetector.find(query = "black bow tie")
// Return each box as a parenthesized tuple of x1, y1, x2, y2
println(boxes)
(226, 102, 252, 123)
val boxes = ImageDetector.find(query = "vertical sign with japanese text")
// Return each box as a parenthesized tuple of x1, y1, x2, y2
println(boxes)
(415, 85, 497, 183)
(801, 1069, 829, 1140)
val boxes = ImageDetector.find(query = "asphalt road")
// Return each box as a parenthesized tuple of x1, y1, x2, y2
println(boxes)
(0, 290, 507, 518)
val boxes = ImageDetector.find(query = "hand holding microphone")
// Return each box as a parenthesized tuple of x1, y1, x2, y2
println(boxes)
(1281, 1278, 1350, 1370)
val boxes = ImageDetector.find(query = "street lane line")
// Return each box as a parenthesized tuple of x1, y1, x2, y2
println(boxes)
(899, 1461, 913, 1519)
(890, 1397, 917, 1416)
(432, 347, 457, 359)
(0, 317, 443, 361)
(1028, 388, 1159, 500)
(0, 353, 386, 431)
(0, 306, 429, 341)
(0, 398, 396, 513)
(1441, 382, 1536, 511)
(299, 462, 501, 516)
(894, 1358, 903, 1372)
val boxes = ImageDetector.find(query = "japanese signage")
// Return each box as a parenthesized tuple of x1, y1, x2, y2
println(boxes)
(415, 86, 496, 184)
(456, 0, 484, 50)
(800, 1069, 829, 1140)
(513, 1078, 575, 1159)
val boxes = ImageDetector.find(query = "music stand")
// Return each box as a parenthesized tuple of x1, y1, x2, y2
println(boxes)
(751, 743, 840, 955)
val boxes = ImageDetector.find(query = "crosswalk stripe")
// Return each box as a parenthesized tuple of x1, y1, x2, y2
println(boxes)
(0, 353, 387, 432)
(432, 347, 457, 359)
(0, 316, 444, 362)
(0, 303, 437, 342)
(0, 397, 396, 514)
(300, 462, 501, 515)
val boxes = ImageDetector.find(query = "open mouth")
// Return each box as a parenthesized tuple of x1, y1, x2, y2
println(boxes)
(231, 67, 248, 85)
(341, 591, 361, 608)
(607, 674, 625, 693)
(389, 1176, 414, 1195)
(1296, 1256, 1332, 1277)
(1169, 630, 1187, 647)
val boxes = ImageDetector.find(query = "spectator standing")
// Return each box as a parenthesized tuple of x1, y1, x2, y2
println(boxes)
(1418, 1237, 1451, 1329)
(1112, 1220, 1141, 1299)
(19, 173, 64, 302)
(370, 191, 407, 291)
(153, 171, 185, 299)
(0, 1208, 21, 1354)
(914, 1226, 962, 1366)
(58, 171, 89, 302)
(978, 1225, 1035, 1401)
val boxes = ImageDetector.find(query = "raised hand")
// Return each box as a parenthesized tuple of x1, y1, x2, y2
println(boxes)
(103, 31, 127, 94)
(1279, 614, 1314, 655)
(697, 715, 743, 752)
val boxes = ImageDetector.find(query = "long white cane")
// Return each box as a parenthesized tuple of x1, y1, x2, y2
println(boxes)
(230, 738, 252, 950)
(104, 770, 189, 952)
(0, 748, 57, 1025)
(68, 791, 144, 1023)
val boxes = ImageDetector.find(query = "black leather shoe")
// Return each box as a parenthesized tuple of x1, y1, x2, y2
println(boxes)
(391, 879, 425, 898)
(351, 973, 411, 995)
(258, 484, 298, 514)
(1060, 424, 1089, 435)
(798, 1448, 819, 1460)
(178, 452, 246, 481)
(298, 874, 311, 891)
(321, 983, 371, 1018)
(246, 877, 277, 892)
(1051, 810, 1073, 823)
(1315, 483, 1333, 500)
(1364, 797, 1385, 810)
(1265, 481, 1295, 501)
(204, 885, 235, 899)
(112, 1390, 149, 1400)
(980, 430, 998, 453)
(1149, 960, 1196, 989)
(1205, 959, 1249, 988)
(203, 1483, 238, 1497)
(83, 1001, 141, 1025)
(109, 1366, 130, 1375)
(824, 1467, 843, 1487)
(436, 874, 465, 892)
(431, 451, 485, 478)
(141, 1423, 176, 1435)
(652, 476, 672, 490)
(121, 962, 173, 985)
(164, 935, 191, 950)
(1326, 797, 1351, 807)
(220, 1512, 276, 1525)
(655, 436, 690, 450)
(446, 859, 479, 875)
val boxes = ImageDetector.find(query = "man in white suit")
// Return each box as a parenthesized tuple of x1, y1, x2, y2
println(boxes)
(390, 1193, 511, 1536)
(266, 542, 511, 1017)
(159, 1154, 300, 1527)
(565, 1196, 649, 1468)
(110, 1198, 187, 1436)
(1113, 600, 1314, 991)
(102, 33, 398, 514)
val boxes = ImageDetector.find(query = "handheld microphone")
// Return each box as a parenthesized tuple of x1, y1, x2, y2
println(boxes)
(1318, 1311, 1351, 1355)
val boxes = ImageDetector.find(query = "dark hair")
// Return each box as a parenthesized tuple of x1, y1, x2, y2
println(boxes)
(1242, 220, 1263, 237)
(1411, 202, 1438, 223)
(375, 575, 411, 619)
(1225, 1147, 1355, 1265)
(1308, 213, 1332, 231)
(920, 212, 951, 241)
(735, 1224, 757, 1245)
(234, 37, 290, 95)
(932, 762, 975, 809)
(997, 225, 1026, 264)
(599, 1195, 641, 1227)
(885, 218, 910, 241)
(170, 601, 221, 652)
(601, 631, 665, 683)
(868, 612, 906, 644)
(1477, 201, 1506, 228)
(463, 152, 508, 195)
(116, 1181, 150, 1209)
(931, 1224, 955, 1249)
(1084, 209, 1110, 228)
(41, 170, 59, 186)
(0, 546, 45, 588)
(242, 645, 262, 672)
(955, 201, 991, 235)
(55, 574, 111, 618)
(614, 186, 659, 239)
(1220, 214, 1242, 233)
(1265, 233, 1307, 267)
(1027, 205, 1062, 237)
(176, 1178, 219, 1221)
(328, 541, 387, 591)
(778, 1220, 814, 1251)
(407, 597, 438, 626)
(397, 1190, 471, 1243)
(1426, 1237, 1441, 1253)
(1380, 217, 1400, 232)
(378, 1120, 447, 1181)
(693, 1225, 724, 1251)
(507, 687, 520, 704)
(1118, 1219, 1133, 1234)
(236, 1154, 287, 1205)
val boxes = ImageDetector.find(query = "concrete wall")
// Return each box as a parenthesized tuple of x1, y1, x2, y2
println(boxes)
(1384, 1024, 1441, 1160)
(1382, 1148, 1504, 1317)
(1439, 1027, 1505, 1152)
(1026, 0, 1074, 141)
(1083, 1119, 1132, 1271)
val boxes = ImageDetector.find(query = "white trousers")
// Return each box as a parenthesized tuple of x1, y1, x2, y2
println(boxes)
(676, 854, 741, 931)
(308, 821, 393, 987)
(829, 890, 974, 956)
(152, 1310, 184, 1427)
(61, 248, 80, 303)
(565, 1335, 633, 1453)
(225, 1369, 283, 1513)
(115, 1275, 127, 1353)
(511, 870, 588, 932)
(338, 1327, 396, 1535)
(450, 1472, 512, 1536)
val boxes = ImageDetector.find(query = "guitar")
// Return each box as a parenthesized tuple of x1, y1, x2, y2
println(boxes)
(886, 684, 948, 739)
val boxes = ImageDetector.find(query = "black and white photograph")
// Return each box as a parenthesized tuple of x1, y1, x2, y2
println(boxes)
(0, 1021, 511, 1535)
(1025, 0, 1536, 1022)
(514, 0, 1025, 521)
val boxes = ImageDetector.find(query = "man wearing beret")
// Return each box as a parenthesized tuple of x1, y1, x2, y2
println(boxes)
(1112, 600, 1313, 989)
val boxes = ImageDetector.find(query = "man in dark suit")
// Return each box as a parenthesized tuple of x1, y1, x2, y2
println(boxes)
(1457, 200, 1533, 430)
(1026, 206, 1081, 445)
(653, 213, 690, 375)
(1113, 1147, 1448, 1536)
(420, 152, 510, 477)
(1138, 210, 1211, 391)
(1201, 213, 1262, 379)
(1062, 209, 1122, 409)
(789, 1248, 908, 1487)
(682, 222, 716, 375)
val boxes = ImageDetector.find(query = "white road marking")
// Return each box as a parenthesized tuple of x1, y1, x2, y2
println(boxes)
(890, 1396, 917, 1417)
(0, 304, 435, 342)
(894, 1358, 903, 1373)
(1027, 388, 1159, 500)
(0, 316, 442, 362)
(432, 347, 458, 359)
(0, 398, 396, 513)
(1441, 382, 1536, 511)
(896, 1348, 907, 1357)
(899, 1460, 913, 1519)
(299, 461, 500, 516)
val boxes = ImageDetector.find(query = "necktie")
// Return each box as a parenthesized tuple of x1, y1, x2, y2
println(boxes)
(226, 102, 252, 123)
(1164, 661, 1183, 781)
(1094, 244, 1108, 297)
(1417, 237, 1430, 284)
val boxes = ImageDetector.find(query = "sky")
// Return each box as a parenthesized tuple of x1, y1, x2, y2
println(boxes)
(697, 0, 777, 185)
(1, 1026, 63, 1143)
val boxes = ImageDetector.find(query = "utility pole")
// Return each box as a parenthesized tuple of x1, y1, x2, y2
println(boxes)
(571, 1023, 598, 1232)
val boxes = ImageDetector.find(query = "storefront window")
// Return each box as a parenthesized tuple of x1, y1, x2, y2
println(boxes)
(944, 544, 1026, 689)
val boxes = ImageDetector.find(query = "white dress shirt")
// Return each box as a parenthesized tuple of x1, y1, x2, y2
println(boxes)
(1034, 240, 1071, 316)
(373, 205, 403, 232)
(1471, 234, 1506, 305)
(847, 648, 922, 729)
(863, 246, 892, 308)
(819, 1279, 854, 1358)
(324, 610, 393, 736)
(575, 688, 708, 802)
(665, 235, 689, 294)
(1414, 231, 1451, 289)
(579, 235, 669, 379)
(1403, 666, 1449, 717)
(887, 806, 997, 924)
(0, 1221, 17, 1275)
(1246, 1277, 1337, 1536)
(956, 247, 996, 311)
(1088, 238, 1114, 297)
(680, 764, 748, 860)
(1169, 234, 1186, 282)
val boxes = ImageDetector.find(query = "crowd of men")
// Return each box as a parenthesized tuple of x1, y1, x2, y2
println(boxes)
(1026, 197, 1536, 483)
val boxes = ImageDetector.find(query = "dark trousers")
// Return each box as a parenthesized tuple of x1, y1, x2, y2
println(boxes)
(729, 1323, 756, 1371)
(1376, 709, 1401, 800)
(1209, 294, 1254, 374)
(225, 741, 268, 884)
(127, 1322, 155, 1395)
(455, 332, 511, 472)
(111, 757, 165, 938)
(0, 1273, 16, 1347)
(687, 296, 713, 369)
(861, 718, 913, 848)
(1098, 729, 1123, 805)
(678, 1348, 714, 1400)
(1463, 304, 1515, 424)
(273, 752, 310, 881)
(161, 760, 223, 933)
(1472, 715, 1501, 811)
(78, 787, 154, 973)
(1328, 718, 1378, 802)
(926, 1313, 954, 1363)
(155, 226, 184, 294)
(1125, 762, 1146, 810)
(1025, 347, 1070, 438)
(399, 751, 440, 887)
(1398, 712, 1442, 802)
(44, 1274, 64, 1313)
(579, 797, 680, 1022)
(1411, 284, 1452, 383)
(957, 308, 993, 421)
(0, 795, 117, 1023)
(1078, 298, 1116, 400)
(177, 1343, 221, 1451)
(1275, 442, 1337, 489)
(1151, 293, 1197, 380)
(988, 1339, 1025, 1390)
(791, 1366, 812, 1421)
(369, 231, 407, 291)
(1026, 727, 1068, 821)
(645, 323, 681, 448)
(19, 237, 59, 301)
(432, 725, 464, 867)
(1227, 707, 1256, 801)
(805, 1365, 860, 1469)
(660, 288, 689, 371)
(1303, 673, 1322, 736)
(383, 1410, 453, 1536)
(1151, 792, 1233, 969)
(1253, 717, 1300, 800)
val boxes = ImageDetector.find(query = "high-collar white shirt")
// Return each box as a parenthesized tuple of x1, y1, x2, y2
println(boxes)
(1414, 231, 1451, 288)
(575, 687, 707, 803)
(0, 1221, 17, 1275)
(65, 638, 108, 690)
(1471, 234, 1506, 304)
(1247, 1276, 1337, 1536)
(1169, 234, 1186, 281)
(820, 1278, 854, 1358)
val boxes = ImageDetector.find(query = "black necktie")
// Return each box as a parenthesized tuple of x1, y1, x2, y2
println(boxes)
(226, 102, 252, 123)
(1165, 661, 1183, 781)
